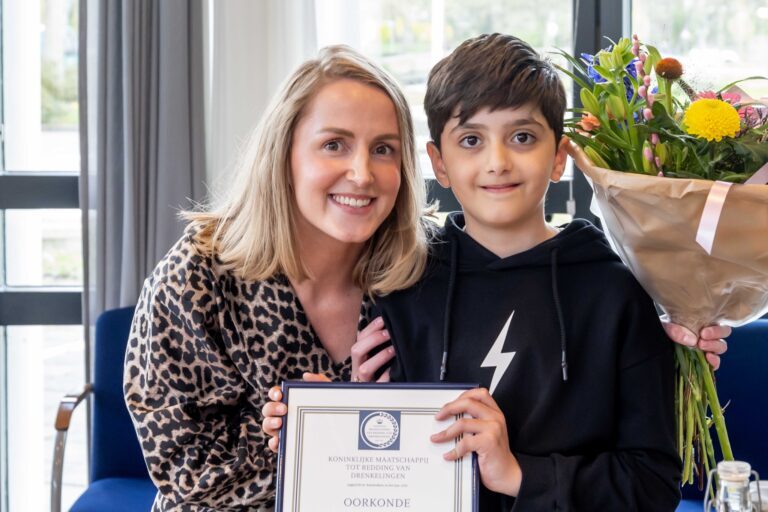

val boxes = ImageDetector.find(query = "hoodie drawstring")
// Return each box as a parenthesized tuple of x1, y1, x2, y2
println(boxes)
(441, 231, 570, 384)
(440, 236, 459, 381)
(550, 247, 569, 381)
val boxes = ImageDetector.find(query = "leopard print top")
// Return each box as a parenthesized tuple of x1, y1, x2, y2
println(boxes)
(124, 226, 373, 511)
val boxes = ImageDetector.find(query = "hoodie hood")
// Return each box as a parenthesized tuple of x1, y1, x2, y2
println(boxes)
(431, 212, 621, 383)
(431, 211, 620, 272)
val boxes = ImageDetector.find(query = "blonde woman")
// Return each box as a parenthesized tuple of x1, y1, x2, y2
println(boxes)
(123, 46, 429, 511)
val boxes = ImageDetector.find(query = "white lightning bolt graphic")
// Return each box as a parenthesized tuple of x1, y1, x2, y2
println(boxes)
(481, 311, 517, 395)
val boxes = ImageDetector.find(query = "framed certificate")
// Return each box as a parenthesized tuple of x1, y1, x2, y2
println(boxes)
(275, 382, 479, 512)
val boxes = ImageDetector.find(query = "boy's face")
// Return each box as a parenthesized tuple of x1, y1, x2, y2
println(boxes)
(427, 103, 567, 237)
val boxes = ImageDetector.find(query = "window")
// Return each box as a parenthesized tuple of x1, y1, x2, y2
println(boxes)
(632, 0, 768, 99)
(1, 1, 86, 511)
(4, 0, 80, 172)
(313, 0, 588, 220)
(5, 209, 83, 287)
(6, 326, 86, 512)
(316, 0, 574, 180)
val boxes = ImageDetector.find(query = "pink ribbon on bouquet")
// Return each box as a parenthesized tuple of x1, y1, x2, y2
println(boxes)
(696, 162, 768, 254)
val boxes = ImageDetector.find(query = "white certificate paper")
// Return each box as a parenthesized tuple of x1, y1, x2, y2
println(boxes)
(275, 382, 478, 512)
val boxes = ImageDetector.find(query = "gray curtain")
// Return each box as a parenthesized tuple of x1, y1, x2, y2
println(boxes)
(80, 0, 206, 324)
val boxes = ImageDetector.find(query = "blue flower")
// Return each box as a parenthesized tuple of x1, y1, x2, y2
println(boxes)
(581, 53, 605, 84)
(581, 52, 637, 102)
(626, 59, 638, 79)
(622, 60, 638, 102)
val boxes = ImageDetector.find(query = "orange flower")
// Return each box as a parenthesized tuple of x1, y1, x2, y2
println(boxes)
(578, 113, 601, 133)
(655, 57, 683, 80)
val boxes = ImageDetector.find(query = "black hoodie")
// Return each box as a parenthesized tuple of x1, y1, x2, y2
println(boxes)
(377, 213, 681, 512)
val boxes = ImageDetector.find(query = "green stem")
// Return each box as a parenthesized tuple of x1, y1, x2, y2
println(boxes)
(696, 392, 717, 481)
(683, 392, 695, 483)
(677, 363, 684, 459)
(694, 350, 734, 461)
(661, 77, 674, 116)
(693, 390, 710, 487)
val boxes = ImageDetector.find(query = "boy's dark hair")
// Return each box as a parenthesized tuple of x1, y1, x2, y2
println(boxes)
(425, 33, 566, 148)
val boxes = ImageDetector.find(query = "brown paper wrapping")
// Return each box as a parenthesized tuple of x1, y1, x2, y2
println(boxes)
(568, 143, 768, 333)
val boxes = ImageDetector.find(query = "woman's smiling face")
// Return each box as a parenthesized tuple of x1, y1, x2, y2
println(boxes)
(290, 78, 402, 249)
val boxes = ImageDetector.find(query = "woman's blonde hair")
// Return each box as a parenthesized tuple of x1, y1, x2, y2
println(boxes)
(185, 45, 429, 295)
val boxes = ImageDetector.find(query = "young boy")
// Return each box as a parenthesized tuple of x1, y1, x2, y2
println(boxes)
(375, 33, 681, 510)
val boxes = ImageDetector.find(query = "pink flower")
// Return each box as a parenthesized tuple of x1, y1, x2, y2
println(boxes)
(651, 133, 660, 145)
(643, 108, 653, 121)
(738, 105, 765, 127)
(739, 106, 755, 119)
(643, 147, 654, 161)
(696, 90, 742, 104)
(697, 90, 717, 100)
(639, 85, 647, 98)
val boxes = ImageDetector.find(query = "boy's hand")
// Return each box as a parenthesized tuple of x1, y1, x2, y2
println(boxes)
(662, 320, 730, 370)
(351, 316, 395, 382)
(261, 373, 331, 452)
(431, 388, 522, 497)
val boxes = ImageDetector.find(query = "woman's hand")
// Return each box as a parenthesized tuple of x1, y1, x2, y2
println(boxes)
(261, 373, 331, 453)
(351, 316, 395, 382)
(261, 386, 286, 453)
(431, 388, 522, 497)
(662, 320, 730, 370)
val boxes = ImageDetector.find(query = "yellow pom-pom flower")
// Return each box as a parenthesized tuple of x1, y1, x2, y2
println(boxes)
(683, 99, 741, 142)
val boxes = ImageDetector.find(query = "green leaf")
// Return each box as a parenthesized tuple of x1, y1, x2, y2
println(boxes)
(716, 76, 768, 95)
(580, 88, 601, 115)
(732, 141, 768, 176)
(644, 45, 663, 75)
(594, 131, 634, 151)
(553, 63, 592, 91)
(552, 48, 589, 78)
(593, 64, 614, 81)
(584, 145, 611, 168)
(718, 173, 752, 183)
(650, 102, 680, 130)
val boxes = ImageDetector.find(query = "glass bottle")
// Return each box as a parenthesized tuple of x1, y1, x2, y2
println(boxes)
(706, 461, 761, 512)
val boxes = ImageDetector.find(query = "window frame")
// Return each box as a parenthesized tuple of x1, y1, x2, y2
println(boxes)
(0, 1, 84, 510)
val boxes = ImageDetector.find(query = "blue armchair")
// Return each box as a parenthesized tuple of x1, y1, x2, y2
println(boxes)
(51, 306, 156, 512)
(677, 319, 768, 511)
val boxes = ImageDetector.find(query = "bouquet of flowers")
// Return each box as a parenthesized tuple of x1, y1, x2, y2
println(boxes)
(556, 36, 768, 489)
